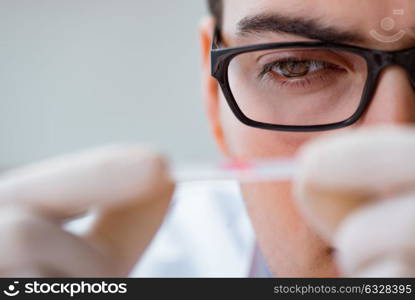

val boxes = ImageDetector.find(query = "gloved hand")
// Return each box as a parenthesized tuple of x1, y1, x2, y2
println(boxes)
(294, 125, 415, 277)
(0, 145, 174, 277)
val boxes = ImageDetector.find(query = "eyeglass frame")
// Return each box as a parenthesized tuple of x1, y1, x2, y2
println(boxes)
(210, 27, 415, 132)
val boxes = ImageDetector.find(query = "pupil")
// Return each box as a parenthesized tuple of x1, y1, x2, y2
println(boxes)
(279, 61, 310, 77)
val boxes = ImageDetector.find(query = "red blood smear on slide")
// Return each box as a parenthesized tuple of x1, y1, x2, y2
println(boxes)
(220, 160, 252, 171)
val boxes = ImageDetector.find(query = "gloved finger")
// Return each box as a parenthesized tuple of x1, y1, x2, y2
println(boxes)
(0, 206, 114, 277)
(0, 145, 173, 219)
(334, 190, 415, 277)
(294, 125, 415, 240)
(0, 145, 175, 275)
(83, 182, 174, 275)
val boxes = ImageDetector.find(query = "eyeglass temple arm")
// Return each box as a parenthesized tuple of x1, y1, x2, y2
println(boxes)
(210, 26, 223, 78)
(211, 26, 221, 49)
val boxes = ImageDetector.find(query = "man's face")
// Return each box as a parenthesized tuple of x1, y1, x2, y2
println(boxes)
(201, 0, 415, 276)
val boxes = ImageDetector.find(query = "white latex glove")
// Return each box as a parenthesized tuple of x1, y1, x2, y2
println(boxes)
(295, 125, 415, 277)
(0, 145, 174, 277)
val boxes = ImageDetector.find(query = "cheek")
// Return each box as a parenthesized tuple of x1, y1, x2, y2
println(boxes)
(219, 94, 320, 158)
(243, 182, 298, 230)
(241, 181, 336, 276)
(242, 181, 311, 249)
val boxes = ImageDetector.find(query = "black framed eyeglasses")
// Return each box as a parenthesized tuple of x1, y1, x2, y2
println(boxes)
(210, 28, 415, 132)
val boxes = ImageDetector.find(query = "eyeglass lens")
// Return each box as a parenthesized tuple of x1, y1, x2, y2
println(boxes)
(227, 48, 369, 126)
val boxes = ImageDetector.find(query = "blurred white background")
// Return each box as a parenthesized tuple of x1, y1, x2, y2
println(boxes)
(0, 0, 219, 168)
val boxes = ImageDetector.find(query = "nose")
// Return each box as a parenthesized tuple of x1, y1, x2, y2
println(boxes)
(357, 66, 415, 126)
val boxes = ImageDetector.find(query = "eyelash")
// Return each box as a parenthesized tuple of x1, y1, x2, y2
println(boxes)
(258, 59, 346, 89)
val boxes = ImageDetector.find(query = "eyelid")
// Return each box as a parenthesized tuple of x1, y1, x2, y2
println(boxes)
(259, 63, 347, 92)
(258, 60, 323, 79)
(260, 60, 336, 80)
(255, 49, 356, 71)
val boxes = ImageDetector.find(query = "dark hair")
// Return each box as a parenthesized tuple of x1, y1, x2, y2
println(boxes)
(207, 0, 222, 28)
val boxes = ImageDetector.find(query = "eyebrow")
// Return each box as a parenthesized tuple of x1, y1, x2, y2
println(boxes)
(237, 13, 365, 44)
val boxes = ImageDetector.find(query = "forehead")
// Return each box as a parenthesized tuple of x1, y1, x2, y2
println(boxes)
(222, 0, 415, 48)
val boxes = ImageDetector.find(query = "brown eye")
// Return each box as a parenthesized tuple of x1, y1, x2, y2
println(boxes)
(274, 61, 311, 78)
